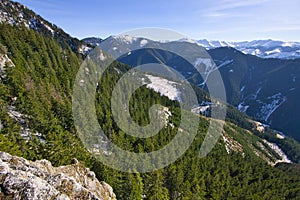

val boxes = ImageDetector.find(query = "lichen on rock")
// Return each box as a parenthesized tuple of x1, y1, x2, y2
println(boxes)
(0, 152, 116, 200)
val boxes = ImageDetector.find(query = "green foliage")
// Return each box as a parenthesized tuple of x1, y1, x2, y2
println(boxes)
(226, 104, 253, 130)
(0, 23, 299, 200)
(0, 23, 91, 165)
(91, 64, 300, 199)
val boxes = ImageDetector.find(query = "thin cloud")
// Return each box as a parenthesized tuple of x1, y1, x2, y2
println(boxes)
(200, 0, 271, 18)
(18, 0, 71, 16)
(213, 0, 271, 12)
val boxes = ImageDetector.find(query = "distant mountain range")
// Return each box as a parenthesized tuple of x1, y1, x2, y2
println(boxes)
(182, 38, 300, 59)
(83, 35, 300, 142)
(84, 37, 300, 59)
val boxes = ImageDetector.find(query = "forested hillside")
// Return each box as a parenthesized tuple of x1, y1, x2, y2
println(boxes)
(0, 3, 300, 199)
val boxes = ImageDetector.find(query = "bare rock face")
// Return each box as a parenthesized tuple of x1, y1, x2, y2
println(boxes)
(0, 53, 15, 80)
(0, 152, 116, 200)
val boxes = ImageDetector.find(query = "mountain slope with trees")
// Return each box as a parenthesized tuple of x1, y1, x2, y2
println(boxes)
(0, 1, 300, 199)
(88, 36, 300, 143)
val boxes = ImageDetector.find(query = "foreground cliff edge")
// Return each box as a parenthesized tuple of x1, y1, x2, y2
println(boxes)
(0, 152, 116, 200)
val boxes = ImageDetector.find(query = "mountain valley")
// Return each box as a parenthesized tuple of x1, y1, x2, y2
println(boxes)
(0, 0, 300, 199)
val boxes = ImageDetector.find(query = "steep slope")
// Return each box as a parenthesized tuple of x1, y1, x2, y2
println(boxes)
(0, 1, 300, 199)
(92, 66, 300, 199)
(0, 0, 88, 54)
(208, 47, 300, 142)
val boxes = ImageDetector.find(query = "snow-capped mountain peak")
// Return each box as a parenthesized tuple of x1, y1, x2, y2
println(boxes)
(177, 38, 199, 45)
(111, 35, 138, 44)
(178, 39, 300, 59)
(196, 39, 235, 49)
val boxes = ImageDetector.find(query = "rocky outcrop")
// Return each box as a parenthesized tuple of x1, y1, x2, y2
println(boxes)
(0, 152, 116, 200)
(0, 53, 14, 80)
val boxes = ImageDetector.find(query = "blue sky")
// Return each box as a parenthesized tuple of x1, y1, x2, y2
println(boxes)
(17, 0, 300, 41)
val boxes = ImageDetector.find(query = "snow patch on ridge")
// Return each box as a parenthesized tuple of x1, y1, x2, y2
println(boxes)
(222, 133, 244, 156)
(78, 45, 92, 55)
(194, 58, 215, 74)
(41, 21, 54, 37)
(140, 39, 148, 47)
(113, 35, 137, 44)
(197, 59, 233, 86)
(145, 75, 181, 101)
(265, 48, 281, 55)
(238, 103, 249, 113)
(262, 139, 292, 165)
(260, 93, 287, 122)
